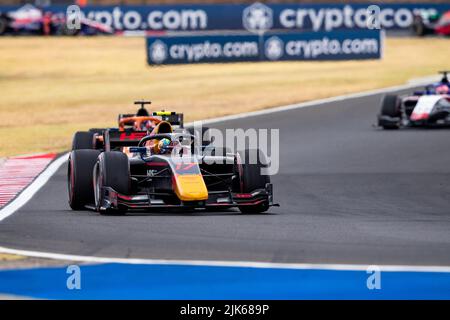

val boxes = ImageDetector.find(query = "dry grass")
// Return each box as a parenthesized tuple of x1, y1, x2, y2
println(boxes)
(0, 37, 449, 156)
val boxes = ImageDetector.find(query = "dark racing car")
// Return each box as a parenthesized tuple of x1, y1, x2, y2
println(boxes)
(68, 104, 276, 215)
(378, 71, 450, 129)
(0, 4, 112, 36)
(412, 9, 450, 37)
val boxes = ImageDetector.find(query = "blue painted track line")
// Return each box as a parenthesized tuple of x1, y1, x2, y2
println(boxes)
(0, 263, 449, 299)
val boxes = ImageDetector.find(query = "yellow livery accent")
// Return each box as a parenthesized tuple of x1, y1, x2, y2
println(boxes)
(173, 174, 208, 201)
(154, 111, 173, 116)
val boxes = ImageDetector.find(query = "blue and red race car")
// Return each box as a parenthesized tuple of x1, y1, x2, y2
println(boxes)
(378, 71, 450, 129)
(0, 4, 112, 36)
(412, 9, 450, 36)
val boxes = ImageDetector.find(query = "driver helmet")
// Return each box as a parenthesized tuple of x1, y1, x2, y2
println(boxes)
(156, 138, 171, 154)
(436, 84, 450, 94)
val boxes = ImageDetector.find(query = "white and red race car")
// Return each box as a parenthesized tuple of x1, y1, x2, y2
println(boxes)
(0, 4, 112, 36)
(378, 71, 450, 129)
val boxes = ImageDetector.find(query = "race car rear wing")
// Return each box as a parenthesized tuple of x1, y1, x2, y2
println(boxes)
(118, 111, 184, 128)
(153, 111, 184, 127)
(104, 129, 147, 151)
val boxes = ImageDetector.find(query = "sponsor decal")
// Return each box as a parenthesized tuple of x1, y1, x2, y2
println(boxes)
(147, 30, 382, 65)
(242, 2, 273, 33)
(2, 3, 449, 32)
(264, 36, 284, 61)
(149, 40, 168, 64)
(147, 34, 261, 65)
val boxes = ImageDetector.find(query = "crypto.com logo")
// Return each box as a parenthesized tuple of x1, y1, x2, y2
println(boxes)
(149, 40, 168, 64)
(243, 2, 273, 33)
(265, 36, 284, 61)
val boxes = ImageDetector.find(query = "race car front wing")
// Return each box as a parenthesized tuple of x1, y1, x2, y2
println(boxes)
(96, 183, 278, 211)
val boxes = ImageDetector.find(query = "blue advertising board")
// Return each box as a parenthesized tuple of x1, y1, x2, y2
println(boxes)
(1, 2, 449, 32)
(146, 29, 383, 65)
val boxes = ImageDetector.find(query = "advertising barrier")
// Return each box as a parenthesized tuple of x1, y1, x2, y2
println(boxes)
(1, 2, 449, 33)
(146, 29, 383, 65)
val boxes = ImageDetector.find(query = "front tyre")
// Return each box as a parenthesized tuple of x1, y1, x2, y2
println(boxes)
(94, 151, 130, 215)
(68, 150, 101, 210)
(379, 95, 401, 130)
(236, 149, 270, 214)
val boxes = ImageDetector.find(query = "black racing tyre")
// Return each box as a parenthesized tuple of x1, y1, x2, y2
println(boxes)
(88, 128, 105, 135)
(72, 131, 95, 150)
(59, 23, 79, 36)
(412, 16, 426, 36)
(380, 95, 400, 130)
(236, 149, 270, 214)
(0, 17, 8, 35)
(202, 146, 232, 157)
(68, 149, 101, 210)
(94, 151, 130, 215)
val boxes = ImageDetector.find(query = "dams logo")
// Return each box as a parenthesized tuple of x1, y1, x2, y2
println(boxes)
(119, 132, 147, 140)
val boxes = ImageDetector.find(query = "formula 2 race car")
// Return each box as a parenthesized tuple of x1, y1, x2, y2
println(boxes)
(377, 71, 450, 129)
(0, 4, 112, 36)
(68, 114, 276, 214)
(412, 9, 450, 36)
(72, 101, 192, 151)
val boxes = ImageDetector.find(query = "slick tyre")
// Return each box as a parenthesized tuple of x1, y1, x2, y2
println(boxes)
(68, 149, 101, 210)
(380, 95, 401, 130)
(188, 126, 211, 146)
(88, 128, 105, 135)
(94, 151, 130, 215)
(72, 131, 95, 150)
(0, 17, 7, 35)
(236, 149, 270, 214)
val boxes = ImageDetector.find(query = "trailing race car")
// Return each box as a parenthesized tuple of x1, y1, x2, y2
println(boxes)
(72, 101, 193, 151)
(68, 104, 276, 214)
(0, 4, 112, 36)
(412, 9, 450, 36)
(378, 71, 450, 129)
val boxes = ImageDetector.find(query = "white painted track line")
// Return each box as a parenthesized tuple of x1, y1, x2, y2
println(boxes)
(0, 153, 69, 222)
(0, 245, 450, 272)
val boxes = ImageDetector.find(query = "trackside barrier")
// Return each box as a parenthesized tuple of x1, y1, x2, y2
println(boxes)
(1, 3, 449, 32)
(146, 29, 383, 65)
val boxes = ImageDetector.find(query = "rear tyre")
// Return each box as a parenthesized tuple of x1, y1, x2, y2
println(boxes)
(188, 126, 211, 146)
(379, 95, 401, 130)
(412, 16, 426, 36)
(59, 24, 79, 36)
(202, 146, 232, 157)
(236, 149, 270, 214)
(0, 17, 8, 35)
(88, 128, 105, 135)
(94, 151, 130, 215)
(72, 131, 95, 150)
(68, 150, 101, 210)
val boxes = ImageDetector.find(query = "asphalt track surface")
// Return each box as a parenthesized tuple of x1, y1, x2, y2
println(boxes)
(1, 87, 449, 266)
